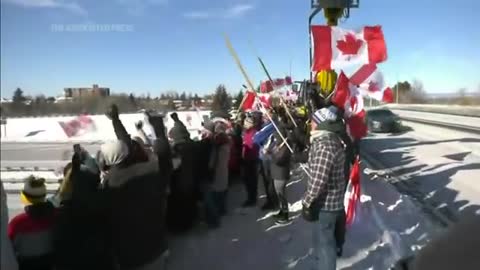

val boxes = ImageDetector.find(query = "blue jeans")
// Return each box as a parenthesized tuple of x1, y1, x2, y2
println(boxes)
(311, 210, 343, 270)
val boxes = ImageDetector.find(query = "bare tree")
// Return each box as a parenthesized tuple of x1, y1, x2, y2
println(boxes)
(456, 87, 471, 105)
(410, 79, 427, 104)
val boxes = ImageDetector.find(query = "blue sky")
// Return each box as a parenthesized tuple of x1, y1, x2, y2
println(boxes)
(1, 0, 479, 98)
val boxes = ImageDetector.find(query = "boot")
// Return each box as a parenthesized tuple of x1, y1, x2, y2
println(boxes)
(274, 196, 290, 224)
(274, 210, 290, 224)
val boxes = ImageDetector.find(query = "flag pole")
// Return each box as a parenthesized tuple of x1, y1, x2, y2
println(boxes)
(224, 33, 291, 152)
(257, 56, 298, 127)
(245, 37, 297, 126)
(224, 33, 311, 178)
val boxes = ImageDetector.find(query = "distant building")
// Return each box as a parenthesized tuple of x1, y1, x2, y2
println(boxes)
(64, 84, 110, 98)
(54, 96, 73, 103)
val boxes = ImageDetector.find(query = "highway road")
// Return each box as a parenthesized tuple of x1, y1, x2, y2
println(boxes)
(1, 142, 101, 170)
(361, 119, 480, 223)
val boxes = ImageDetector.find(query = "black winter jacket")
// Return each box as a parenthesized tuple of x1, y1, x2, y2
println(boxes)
(104, 157, 168, 269)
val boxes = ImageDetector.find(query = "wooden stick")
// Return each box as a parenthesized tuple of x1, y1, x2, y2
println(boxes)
(224, 33, 311, 178)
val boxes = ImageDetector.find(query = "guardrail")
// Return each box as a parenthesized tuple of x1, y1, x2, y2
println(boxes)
(386, 104, 480, 118)
(399, 116, 480, 134)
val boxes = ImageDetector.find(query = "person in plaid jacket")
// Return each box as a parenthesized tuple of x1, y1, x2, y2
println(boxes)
(302, 105, 346, 270)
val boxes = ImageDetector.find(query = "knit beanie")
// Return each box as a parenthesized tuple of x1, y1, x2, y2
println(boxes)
(203, 121, 216, 133)
(21, 176, 47, 205)
(169, 124, 190, 144)
(201, 121, 215, 139)
(100, 140, 129, 167)
(312, 106, 338, 125)
(214, 122, 227, 134)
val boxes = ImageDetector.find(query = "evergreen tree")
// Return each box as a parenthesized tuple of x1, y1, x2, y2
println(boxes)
(12, 88, 26, 103)
(211, 84, 231, 114)
(233, 90, 244, 108)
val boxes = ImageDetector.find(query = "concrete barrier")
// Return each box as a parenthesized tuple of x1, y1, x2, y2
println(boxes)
(1, 110, 211, 143)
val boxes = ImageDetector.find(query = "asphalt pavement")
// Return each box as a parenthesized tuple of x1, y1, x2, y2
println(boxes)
(361, 120, 480, 222)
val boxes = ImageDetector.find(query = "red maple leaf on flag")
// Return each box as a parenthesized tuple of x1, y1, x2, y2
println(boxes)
(336, 34, 363, 55)
(368, 81, 380, 92)
(259, 94, 271, 108)
(332, 72, 350, 110)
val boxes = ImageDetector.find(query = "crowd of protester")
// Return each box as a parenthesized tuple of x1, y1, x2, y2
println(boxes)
(1, 103, 308, 270)
(1, 102, 357, 270)
(2, 103, 478, 270)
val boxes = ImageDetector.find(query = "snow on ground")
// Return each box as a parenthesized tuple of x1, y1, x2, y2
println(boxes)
(1, 111, 210, 142)
(166, 164, 441, 270)
(5, 163, 441, 270)
(4, 112, 467, 269)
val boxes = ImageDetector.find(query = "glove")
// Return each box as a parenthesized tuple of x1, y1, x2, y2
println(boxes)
(71, 151, 82, 173)
(170, 112, 179, 122)
(301, 201, 319, 222)
(146, 112, 165, 129)
(106, 104, 119, 120)
(135, 120, 143, 130)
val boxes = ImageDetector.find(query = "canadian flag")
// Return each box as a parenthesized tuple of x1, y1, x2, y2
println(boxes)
(332, 71, 363, 115)
(332, 72, 368, 140)
(311, 25, 387, 71)
(58, 114, 96, 138)
(260, 81, 274, 93)
(260, 76, 294, 93)
(345, 157, 361, 226)
(255, 93, 272, 109)
(241, 91, 256, 111)
(350, 63, 394, 103)
(241, 91, 271, 111)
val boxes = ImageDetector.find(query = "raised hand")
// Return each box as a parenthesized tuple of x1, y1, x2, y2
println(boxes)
(106, 104, 119, 120)
(170, 112, 179, 122)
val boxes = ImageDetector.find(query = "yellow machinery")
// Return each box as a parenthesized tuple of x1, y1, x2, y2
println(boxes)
(296, 0, 359, 112)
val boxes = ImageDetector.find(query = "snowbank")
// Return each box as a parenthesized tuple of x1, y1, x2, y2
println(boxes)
(1, 111, 211, 143)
